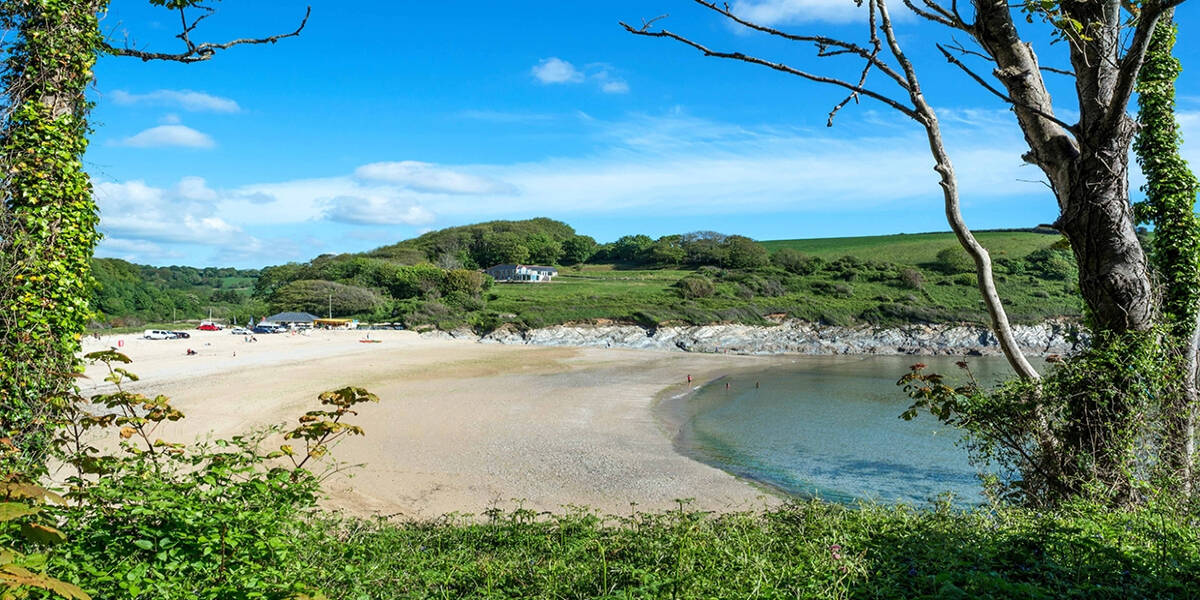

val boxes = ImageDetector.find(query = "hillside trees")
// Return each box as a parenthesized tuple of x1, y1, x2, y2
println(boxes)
(0, 0, 308, 477)
(624, 0, 1193, 502)
(269, 280, 386, 318)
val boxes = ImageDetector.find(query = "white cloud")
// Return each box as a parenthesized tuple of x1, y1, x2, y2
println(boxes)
(220, 111, 1043, 230)
(731, 0, 890, 25)
(117, 125, 215, 149)
(531, 57, 584, 84)
(93, 180, 246, 246)
(532, 58, 631, 94)
(94, 110, 1057, 267)
(175, 176, 219, 201)
(600, 79, 630, 94)
(110, 89, 241, 113)
(323, 196, 437, 226)
(354, 161, 517, 195)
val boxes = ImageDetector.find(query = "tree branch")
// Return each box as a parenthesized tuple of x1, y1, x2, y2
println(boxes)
(936, 44, 1078, 133)
(1108, 1, 1174, 128)
(620, 22, 919, 120)
(685, 0, 911, 90)
(102, 6, 311, 63)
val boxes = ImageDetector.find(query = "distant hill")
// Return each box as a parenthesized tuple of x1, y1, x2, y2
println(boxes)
(91, 220, 1082, 331)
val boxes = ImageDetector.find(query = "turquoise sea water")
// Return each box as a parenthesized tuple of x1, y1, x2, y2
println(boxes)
(668, 356, 1019, 505)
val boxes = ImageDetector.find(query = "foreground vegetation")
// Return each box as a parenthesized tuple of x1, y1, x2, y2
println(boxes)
(14, 496, 1200, 599)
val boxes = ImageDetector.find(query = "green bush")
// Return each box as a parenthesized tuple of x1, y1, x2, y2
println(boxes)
(953, 273, 977, 287)
(771, 248, 824, 275)
(1025, 247, 1077, 280)
(934, 247, 974, 274)
(675, 275, 715, 299)
(269, 279, 386, 317)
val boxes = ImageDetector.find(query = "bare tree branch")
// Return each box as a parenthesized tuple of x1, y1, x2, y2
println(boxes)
(102, 6, 311, 63)
(686, 0, 911, 90)
(936, 44, 1079, 133)
(620, 21, 920, 120)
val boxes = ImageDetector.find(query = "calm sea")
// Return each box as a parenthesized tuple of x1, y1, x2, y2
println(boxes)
(664, 355, 1020, 505)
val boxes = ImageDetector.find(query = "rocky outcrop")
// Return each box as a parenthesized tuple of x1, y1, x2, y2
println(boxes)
(423, 319, 1086, 357)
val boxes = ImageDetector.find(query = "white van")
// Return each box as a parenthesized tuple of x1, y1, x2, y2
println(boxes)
(143, 329, 174, 340)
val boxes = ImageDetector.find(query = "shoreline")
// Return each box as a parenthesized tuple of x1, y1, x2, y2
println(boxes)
(78, 330, 788, 517)
(425, 318, 1086, 357)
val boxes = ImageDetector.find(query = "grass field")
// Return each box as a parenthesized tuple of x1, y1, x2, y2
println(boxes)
(286, 501, 1199, 599)
(759, 230, 1061, 264)
(479, 231, 1080, 330)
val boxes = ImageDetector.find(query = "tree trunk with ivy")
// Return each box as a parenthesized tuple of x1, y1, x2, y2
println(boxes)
(0, 0, 106, 479)
(1134, 13, 1200, 493)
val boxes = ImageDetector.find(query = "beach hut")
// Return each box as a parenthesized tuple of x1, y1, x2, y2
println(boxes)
(313, 318, 357, 330)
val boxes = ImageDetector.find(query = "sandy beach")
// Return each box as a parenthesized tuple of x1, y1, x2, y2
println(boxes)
(78, 329, 787, 518)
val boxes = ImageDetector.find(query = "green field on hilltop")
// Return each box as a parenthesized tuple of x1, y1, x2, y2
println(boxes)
(760, 230, 1061, 263)
(479, 230, 1081, 331)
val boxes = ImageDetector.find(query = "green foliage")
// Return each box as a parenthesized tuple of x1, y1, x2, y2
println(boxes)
(1134, 18, 1200, 344)
(0, 0, 106, 478)
(934, 247, 974, 274)
(269, 280, 387, 318)
(1024, 247, 1076, 281)
(20, 351, 374, 599)
(900, 330, 1177, 506)
(286, 501, 1200, 599)
(366, 217, 579, 268)
(721, 235, 769, 269)
(559, 234, 597, 265)
(0, 482, 87, 599)
(674, 275, 715, 299)
(89, 258, 262, 326)
(771, 248, 824, 275)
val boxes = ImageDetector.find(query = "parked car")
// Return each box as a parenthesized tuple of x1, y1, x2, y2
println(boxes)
(143, 329, 174, 340)
(197, 323, 222, 331)
(230, 327, 250, 335)
(251, 325, 277, 334)
(170, 331, 191, 339)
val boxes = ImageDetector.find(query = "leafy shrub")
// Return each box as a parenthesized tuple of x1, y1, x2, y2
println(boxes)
(934, 247, 974, 274)
(675, 276, 715, 299)
(771, 248, 824, 275)
(720, 236, 769, 269)
(24, 351, 375, 599)
(1025, 247, 1077, 280)
(953, 273, 977, 287)
(269, 279, 386, 317)
(833, 283, 853, 298)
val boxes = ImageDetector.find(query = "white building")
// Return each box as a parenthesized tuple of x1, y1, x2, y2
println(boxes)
(484, 264, 558, 282)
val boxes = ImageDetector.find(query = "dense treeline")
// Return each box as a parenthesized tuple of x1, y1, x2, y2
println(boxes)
(91, 258, 264, 327)
(366, 217, 597, 268)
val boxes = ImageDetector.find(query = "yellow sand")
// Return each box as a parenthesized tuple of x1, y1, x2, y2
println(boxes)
(79, 329, 786, 518)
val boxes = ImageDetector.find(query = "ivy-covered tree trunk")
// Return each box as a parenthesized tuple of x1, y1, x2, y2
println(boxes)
(0, 0, 106, 478)
(1134, 13, 1200, 493)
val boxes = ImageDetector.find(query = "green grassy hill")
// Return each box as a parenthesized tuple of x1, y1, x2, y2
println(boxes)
(480, 229, 1080, 331)
(91, 223, 1084, 331)
(760, 230, 1060, 263)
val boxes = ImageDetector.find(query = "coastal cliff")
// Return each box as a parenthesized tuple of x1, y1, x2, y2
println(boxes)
(422, 319, 1084, 356)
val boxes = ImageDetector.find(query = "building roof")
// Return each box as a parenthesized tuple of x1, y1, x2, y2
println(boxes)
(485, 264, 558, 272)
(266, 311, 319, 323)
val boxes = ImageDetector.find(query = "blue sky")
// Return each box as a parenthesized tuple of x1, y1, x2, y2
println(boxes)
(88, 0, 1200, 268)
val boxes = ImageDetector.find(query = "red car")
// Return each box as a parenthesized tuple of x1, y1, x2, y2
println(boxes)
(196, 323, 222, 331)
